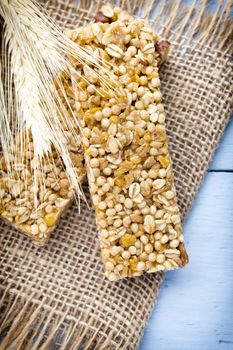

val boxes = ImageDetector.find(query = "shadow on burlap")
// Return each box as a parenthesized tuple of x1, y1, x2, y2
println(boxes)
(0, 0, 232, 349)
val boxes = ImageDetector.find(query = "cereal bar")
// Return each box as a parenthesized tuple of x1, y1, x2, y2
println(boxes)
(70, 5, 188, 280)
(0, 74, 85, 245)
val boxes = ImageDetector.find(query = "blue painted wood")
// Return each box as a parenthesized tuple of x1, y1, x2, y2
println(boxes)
(139, 172, 233, 350)
(209, 118, 233, 171)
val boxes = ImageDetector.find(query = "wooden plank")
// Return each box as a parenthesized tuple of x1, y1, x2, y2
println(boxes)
(209, 118, 233, 171)
(140, 172, 233, 350)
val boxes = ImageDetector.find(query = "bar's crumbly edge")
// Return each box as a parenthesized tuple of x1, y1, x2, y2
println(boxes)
(69, 4, 188, 280)
(0, 74, 86, 246)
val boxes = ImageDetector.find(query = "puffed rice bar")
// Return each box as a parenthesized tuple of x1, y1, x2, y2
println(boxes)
(0, 74, 86, 246)
(70, 5, 188, 280)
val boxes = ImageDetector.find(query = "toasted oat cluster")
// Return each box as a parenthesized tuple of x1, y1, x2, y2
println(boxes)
(69, 5, 188, 280)
(0, 74, 85, 245)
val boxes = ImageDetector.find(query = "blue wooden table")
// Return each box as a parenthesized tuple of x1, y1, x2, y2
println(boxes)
(139, 117, 233, 350)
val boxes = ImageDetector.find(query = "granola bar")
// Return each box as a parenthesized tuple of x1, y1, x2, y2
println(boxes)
(70, 5, 188, 280)
(0, 74, 85, 245)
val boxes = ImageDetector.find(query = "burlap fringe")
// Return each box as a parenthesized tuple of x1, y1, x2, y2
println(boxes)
(0, 0, 233, 349)
(146, 0, 233, 53)
(0, 288, 124, 350)
(77, 0, 233, 53)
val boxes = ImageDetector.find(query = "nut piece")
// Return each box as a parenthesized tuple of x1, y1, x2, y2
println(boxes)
(94, 11, 110, 23)
(155, 40, 170, 54)
(155, 40, 170, 64)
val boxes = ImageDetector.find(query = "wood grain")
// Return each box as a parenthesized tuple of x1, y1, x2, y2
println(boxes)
(209, 119, 233, 171)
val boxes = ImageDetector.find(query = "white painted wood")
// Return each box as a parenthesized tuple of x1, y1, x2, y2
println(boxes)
(209, 118, 233, 171)
(140, 172, 233, 350)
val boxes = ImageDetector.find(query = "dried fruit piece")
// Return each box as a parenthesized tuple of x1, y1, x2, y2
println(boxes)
(44, 213, 56, 227)
(157, 155, 170, 168)
(155, 40, 170, 64)
(94, 11, 110, 23)
(120, 234, 136, 248)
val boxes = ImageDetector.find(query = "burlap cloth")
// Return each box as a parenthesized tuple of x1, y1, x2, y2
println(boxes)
(0, 0, 232, 349)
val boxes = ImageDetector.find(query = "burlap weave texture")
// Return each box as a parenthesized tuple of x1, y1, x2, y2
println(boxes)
(0, 0, 232, 349)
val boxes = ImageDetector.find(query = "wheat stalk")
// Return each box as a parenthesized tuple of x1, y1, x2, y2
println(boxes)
(0, 0, 114, 205)
(0, 58, 12, 170)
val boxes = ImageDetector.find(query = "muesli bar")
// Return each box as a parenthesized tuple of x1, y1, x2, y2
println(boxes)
(0, 74, 85, 245)
(70, 5, 188, 280)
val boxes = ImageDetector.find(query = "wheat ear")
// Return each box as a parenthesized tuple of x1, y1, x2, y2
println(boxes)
(0, 0, 114, 205)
